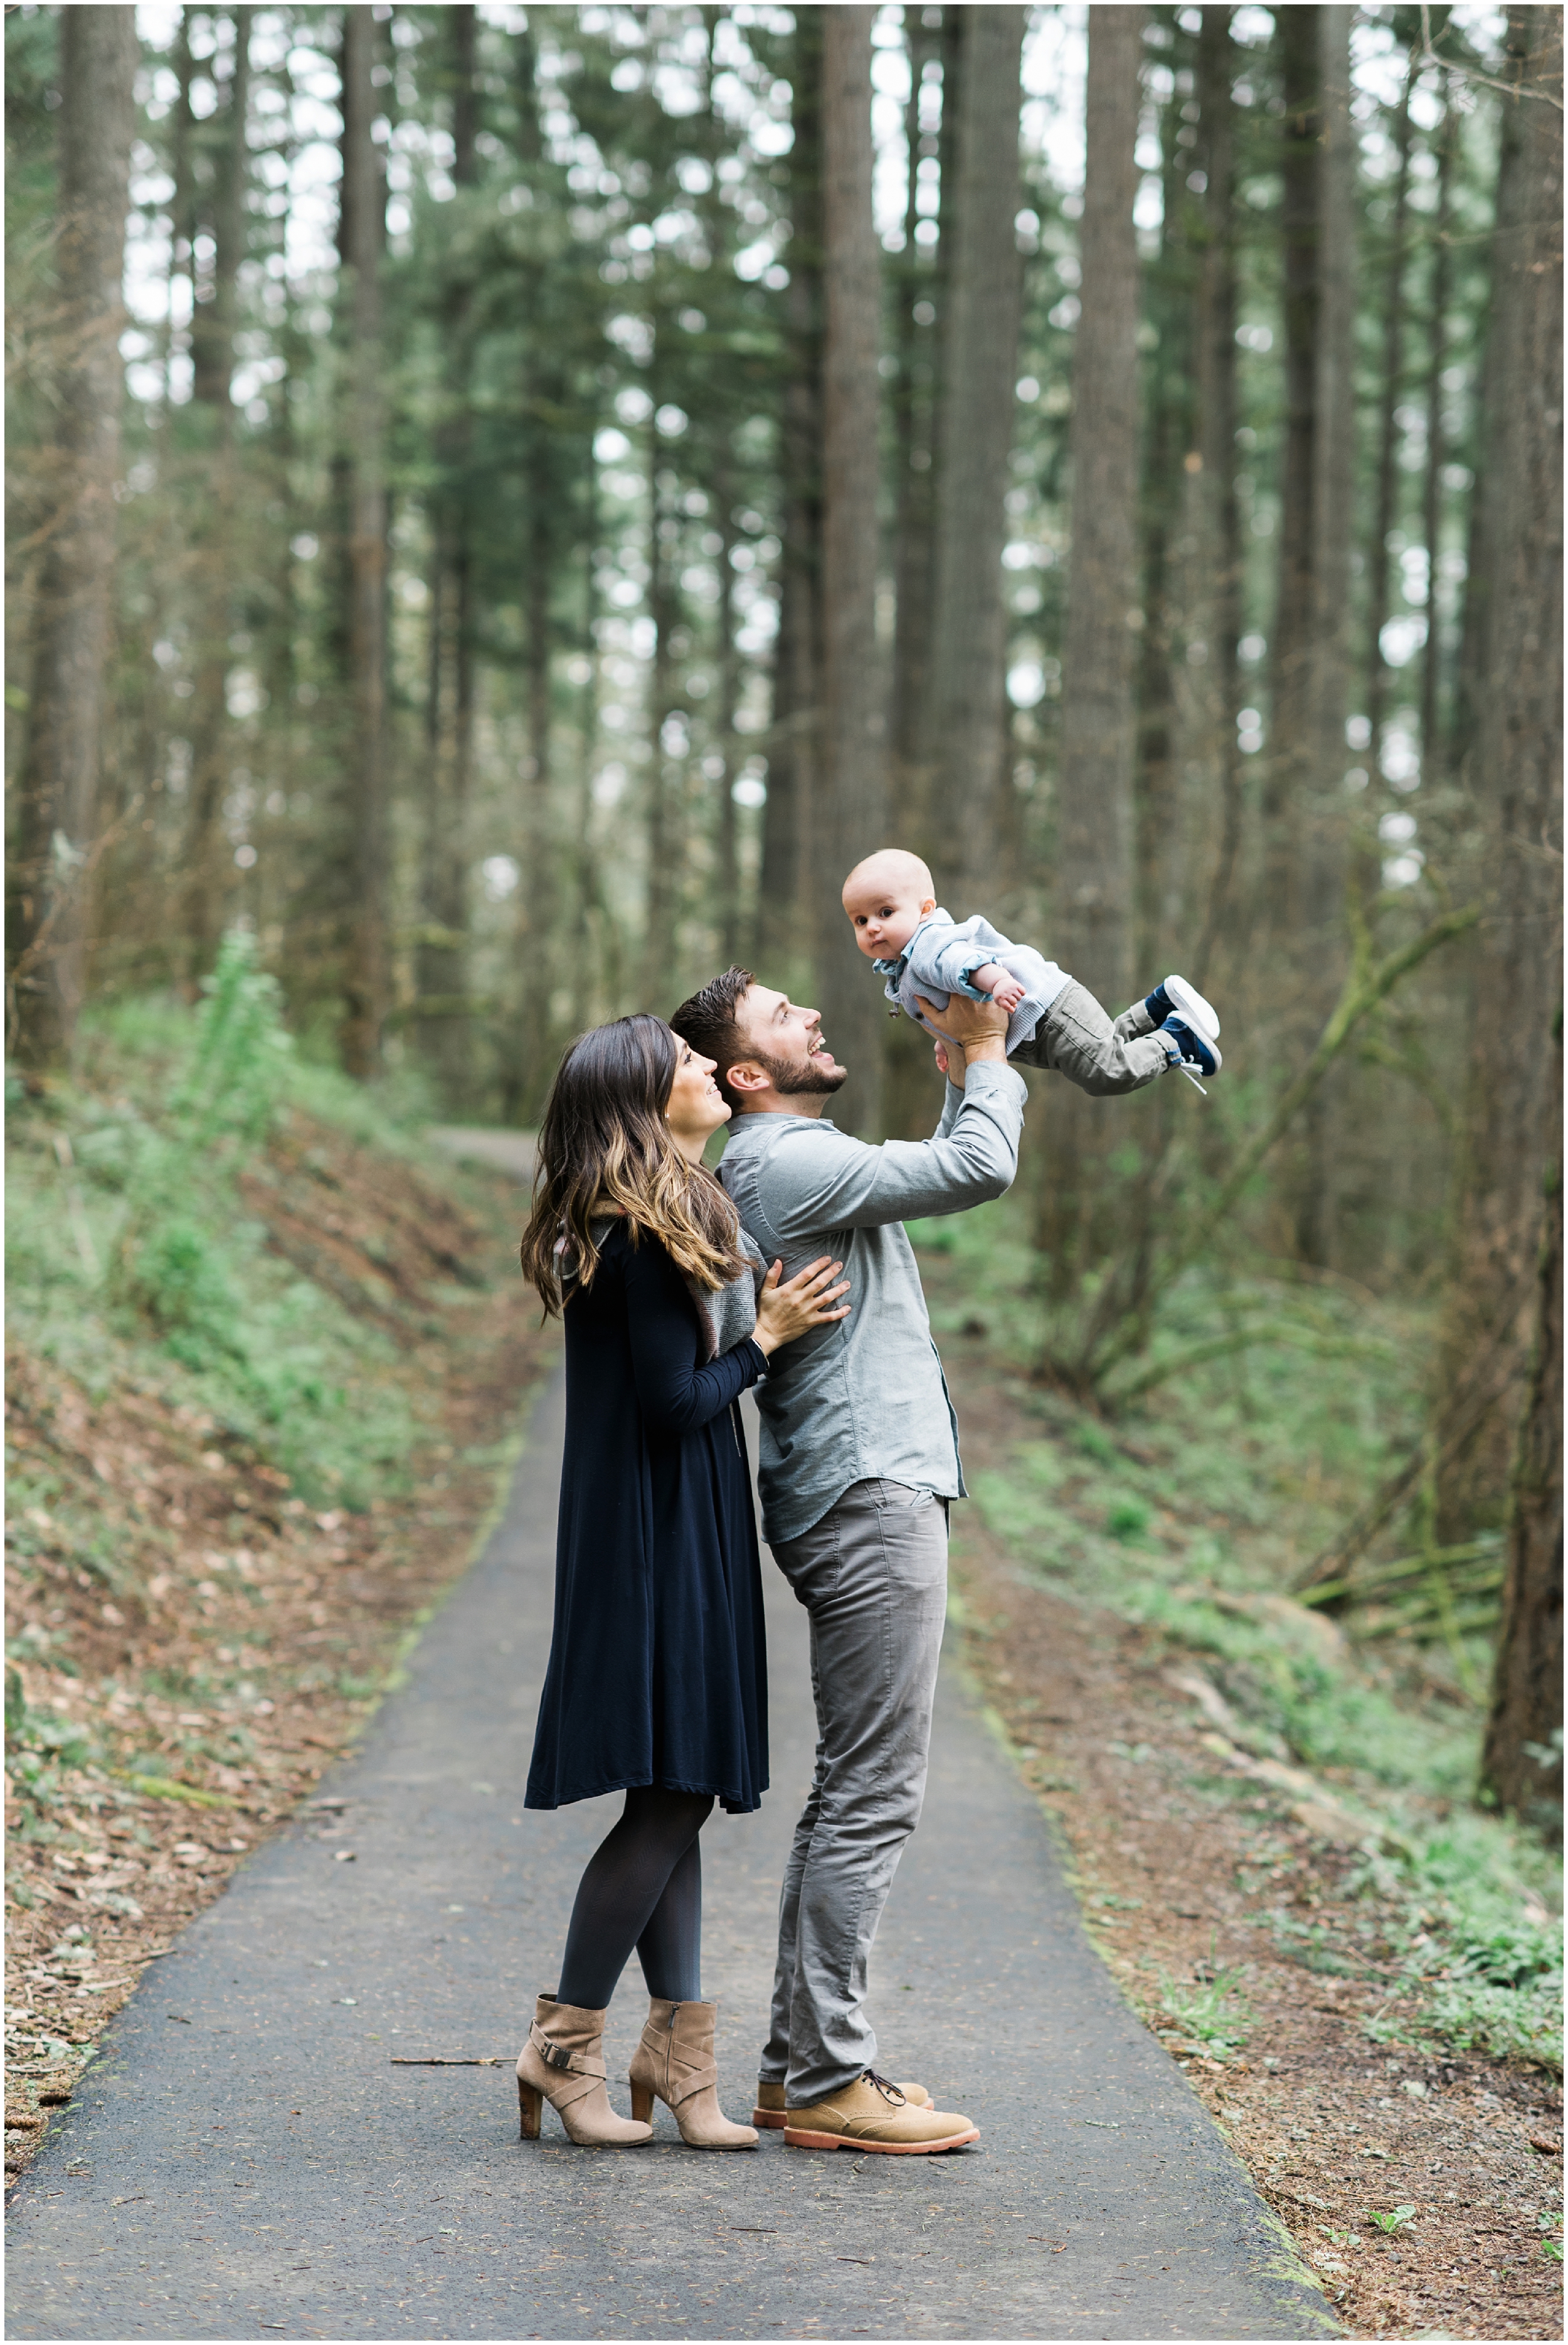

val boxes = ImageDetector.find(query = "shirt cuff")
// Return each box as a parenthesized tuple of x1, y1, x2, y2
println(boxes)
(954, 962, 996, 1002)
(961, 1057, 1026, 1097)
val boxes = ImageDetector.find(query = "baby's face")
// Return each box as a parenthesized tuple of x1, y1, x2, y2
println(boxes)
(842, 876, 932, 961)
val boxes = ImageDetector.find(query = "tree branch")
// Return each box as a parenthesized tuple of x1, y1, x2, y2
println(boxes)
(1419, 4, 1564, 109)
(1086, 904, 1480, 1388)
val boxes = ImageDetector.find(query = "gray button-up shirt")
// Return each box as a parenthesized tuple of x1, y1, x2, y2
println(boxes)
(716, 1063, 1027, 1546)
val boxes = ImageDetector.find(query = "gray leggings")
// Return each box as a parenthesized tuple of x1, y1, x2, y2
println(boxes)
(1012, 977, 1169, 1095)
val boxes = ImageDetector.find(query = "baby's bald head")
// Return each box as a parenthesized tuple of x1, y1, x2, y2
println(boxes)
(843, 848, 933, 905)
(841, 848, 937, 961)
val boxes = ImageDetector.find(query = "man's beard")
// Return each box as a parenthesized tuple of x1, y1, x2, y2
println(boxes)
(753, 1044, 847, 1098)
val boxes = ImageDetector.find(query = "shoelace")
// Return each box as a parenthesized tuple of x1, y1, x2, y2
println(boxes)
(863, 2069, 908, 2107)
(1162, 1033, 1209, 1097)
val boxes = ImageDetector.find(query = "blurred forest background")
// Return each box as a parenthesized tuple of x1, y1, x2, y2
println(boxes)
(4, 1, 1561, 1826)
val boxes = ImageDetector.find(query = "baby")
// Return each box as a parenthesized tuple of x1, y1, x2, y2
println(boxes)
(842, 848, 1222, 1095)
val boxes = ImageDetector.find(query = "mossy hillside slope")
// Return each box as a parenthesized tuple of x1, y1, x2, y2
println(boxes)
(5, 942, 544, 2175)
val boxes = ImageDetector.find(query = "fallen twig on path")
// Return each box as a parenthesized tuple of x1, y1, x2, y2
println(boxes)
(388, 2055, 508, 2066)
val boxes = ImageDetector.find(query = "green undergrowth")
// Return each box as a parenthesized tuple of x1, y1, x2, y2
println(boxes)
(7, 937, 455, 1510)
(913, 1194, 1562, 2073)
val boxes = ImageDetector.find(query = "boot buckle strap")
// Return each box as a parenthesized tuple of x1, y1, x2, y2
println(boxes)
(529, 2022, 606, 2080)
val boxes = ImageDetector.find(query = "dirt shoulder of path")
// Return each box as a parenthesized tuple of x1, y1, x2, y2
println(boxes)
(4, 1116, 556, 2188)
(943, 1342, 1562, 2343)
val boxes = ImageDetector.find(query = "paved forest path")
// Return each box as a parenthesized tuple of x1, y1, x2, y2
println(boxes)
(6, 1369, 1333, 2341)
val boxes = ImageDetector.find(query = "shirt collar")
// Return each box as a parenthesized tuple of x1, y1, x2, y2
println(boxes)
(721, 1109, 839, 1149)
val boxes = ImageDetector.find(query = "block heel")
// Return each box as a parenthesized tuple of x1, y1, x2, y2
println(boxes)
(517, 2079, 542, 2141)
(628, 2081, 654, 2126)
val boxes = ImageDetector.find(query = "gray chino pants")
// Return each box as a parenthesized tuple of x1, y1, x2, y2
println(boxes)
(1012, 976, 1170, 1092)
(759, 1478, 949, 2105)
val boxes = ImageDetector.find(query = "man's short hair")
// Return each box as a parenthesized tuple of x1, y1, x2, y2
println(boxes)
(669, 965, 755, 1107)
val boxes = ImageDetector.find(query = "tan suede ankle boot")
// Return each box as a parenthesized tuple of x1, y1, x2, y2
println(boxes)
(628, 1999, 758, 2149)
(516, 1993, 652, 2147)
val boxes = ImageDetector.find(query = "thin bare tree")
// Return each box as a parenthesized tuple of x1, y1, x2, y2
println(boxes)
(1434, 4, 1564, 1538)
(759, 8, 823, 992)
(8, 6, 139, 1063)
(817, 5, 885, 1134)
(1294, 4, 1357, 1266)
(1042, 3, 1144, 1287)
(182, 6, 254, 984)
(1479, 1019, 1562, 1837)
(923, 5, 1026, 905)
(1364, 51, 1417, 765)
(338, 6, 390, 1080)
(416, 4, 479, 1100)
(1190, 4, 1244, 987)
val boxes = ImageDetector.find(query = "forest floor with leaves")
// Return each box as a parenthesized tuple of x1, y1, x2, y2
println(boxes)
(4, 1005, 554, 2196)
(919, 1213, 1562, 2344)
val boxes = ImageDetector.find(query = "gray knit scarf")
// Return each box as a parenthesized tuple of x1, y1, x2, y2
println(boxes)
(686, 1224, 768, 1363)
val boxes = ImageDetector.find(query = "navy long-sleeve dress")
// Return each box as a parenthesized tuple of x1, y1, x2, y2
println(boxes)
(525, 1222, 770, 1816)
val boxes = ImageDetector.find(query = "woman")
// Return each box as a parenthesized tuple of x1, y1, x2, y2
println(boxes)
(515, 1014, 849, 2151)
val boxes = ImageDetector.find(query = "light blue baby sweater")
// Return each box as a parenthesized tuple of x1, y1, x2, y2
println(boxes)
(874, 907, 1071, 1058)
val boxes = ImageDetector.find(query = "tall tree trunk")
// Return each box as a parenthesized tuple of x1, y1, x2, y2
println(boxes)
(339, 7, 390, 1080)
(1041, 4, 1143, 1290)
(882, 8, 961, 1139)
(8, 6, 138, 1065)
(1433, 5, 1564, 1538)
(164, 10, 196, 406)
(817, 6, 886, 1136)
(886, 4, 946, 849)
(715, 484, 742, 967)
(1292, 4, 1356, 1268)
(1419, 87, 1456, 775)
(1135, 98, 1195, 979)
(181, 6, 253, 985)
(574, 426, 622, 1029)
(1191, 4, 1243, 989)
(692, 18, 743, 970)
(1263, 5, 1320, 962)
(189, 11, 251, 412)
(923, 5, 1025, 903)
(524, 506, 555, 1038)
(760, 8, 823, 991)
(1364, 55, 1416, 767)
(642, 400, 681, 1007)
(416, 3, 477, 1103)
(1478, 1014, 1562, 1839)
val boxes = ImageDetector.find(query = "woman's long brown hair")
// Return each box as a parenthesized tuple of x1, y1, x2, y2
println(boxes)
(518, 1014, 748, 1315)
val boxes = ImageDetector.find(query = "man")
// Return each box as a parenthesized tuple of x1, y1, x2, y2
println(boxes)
(669, 966, 1023, 2154)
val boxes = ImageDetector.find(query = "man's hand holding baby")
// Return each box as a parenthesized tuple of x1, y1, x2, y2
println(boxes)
(914, 990, 1009, 1064)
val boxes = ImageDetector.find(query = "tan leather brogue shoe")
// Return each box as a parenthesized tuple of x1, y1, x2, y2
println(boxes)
(782, 2071, 978, 2155)
(751, 2075, 932, 2130)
